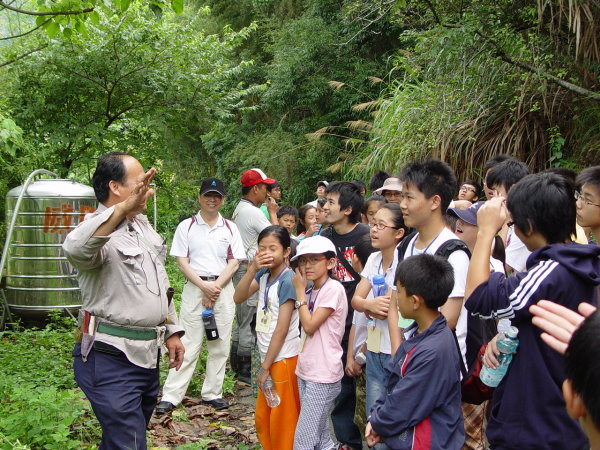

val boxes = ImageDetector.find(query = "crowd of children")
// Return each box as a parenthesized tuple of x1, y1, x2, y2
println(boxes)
(166, 157, 600, 450)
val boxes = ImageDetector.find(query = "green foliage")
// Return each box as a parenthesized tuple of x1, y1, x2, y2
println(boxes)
(345, 2, 599, 182)
(0, 317, 101, 448)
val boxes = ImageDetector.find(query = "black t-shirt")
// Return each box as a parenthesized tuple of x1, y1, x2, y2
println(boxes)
(321, 223, 370, 340)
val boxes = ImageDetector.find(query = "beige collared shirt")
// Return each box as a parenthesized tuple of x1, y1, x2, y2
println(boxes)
(63, 203, 184, 368)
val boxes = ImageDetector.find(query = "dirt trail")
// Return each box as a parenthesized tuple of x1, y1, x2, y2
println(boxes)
(148, 382, 260, 449)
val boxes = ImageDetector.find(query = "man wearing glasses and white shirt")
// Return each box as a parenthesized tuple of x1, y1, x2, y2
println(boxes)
(157, 177, 245, 414)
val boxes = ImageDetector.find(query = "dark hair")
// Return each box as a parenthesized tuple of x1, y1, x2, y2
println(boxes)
(506, 172, 576, 244)
(485, 159, 529, 192)
(443, 212, 458, 232)
(395, 254, 454, 309)
(277, 205, 298, 220)
(267, 181, 281, 192)
(317, 198, 327, 208)
(257, 225, 291, 249)
(353, 234, 376, 267)
(380, 203, 408, 233)
(242, 182, 267, 196)
(325, 181, 364, 224)
(484, 154, 515, 173)
(369, 171, 390, 192)
(351, 179, 366, 195)
(577, 166, 600, 190)
(461, 179, 483, 199)
(543, 168, 577, 185)
(92, 152, 129, 203)
(289, 239, 298, 261)
(399, 159, 457, 211)
(565, 310, 600, 429)
(297, 204, 317, 234)
(363, 195, 385, 215)
(492, 236, 506, 266)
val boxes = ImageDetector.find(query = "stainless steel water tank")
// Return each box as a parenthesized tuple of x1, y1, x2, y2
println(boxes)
(5, 179, 97, 318)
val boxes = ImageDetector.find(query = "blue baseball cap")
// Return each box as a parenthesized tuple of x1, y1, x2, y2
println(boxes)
(447, 201, 485, 226)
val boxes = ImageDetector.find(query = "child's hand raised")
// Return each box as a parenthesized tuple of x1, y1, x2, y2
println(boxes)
(477, 196, 508, 235)
(305, 223, 320, 238)
(251, 250, 274, 271)
(292, 267, 307, 291)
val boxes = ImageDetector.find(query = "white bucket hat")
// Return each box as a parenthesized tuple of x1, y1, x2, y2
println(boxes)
(290, 236, 336, 261)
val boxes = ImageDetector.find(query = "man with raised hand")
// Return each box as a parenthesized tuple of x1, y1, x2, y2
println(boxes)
(64, 152, 184, 449)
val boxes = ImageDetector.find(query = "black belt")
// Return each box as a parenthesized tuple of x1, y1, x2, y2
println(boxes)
(200, 276, 218, 281)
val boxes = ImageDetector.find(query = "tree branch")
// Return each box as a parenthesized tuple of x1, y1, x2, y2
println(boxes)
(0, 18, 52, 40)
(0, 0, 93, 16)
(0, 45, 47, 68)
(476, 31, 600, 102)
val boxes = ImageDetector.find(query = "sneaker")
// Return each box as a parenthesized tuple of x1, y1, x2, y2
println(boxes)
(203, 398, 230, 410)
(155, 401, 176, 415)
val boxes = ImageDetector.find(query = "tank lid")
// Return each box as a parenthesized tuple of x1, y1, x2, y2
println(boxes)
(7, 179, 96, 198)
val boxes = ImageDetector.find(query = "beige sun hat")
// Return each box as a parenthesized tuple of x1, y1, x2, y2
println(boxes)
(373, 177, 403, 195)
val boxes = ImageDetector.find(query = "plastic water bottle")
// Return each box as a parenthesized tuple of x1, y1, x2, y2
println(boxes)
(371, 274, 388, 297)
(262, 375, 280, 408)
(202, 309, 219, 341)
(480, 326, 519, 387)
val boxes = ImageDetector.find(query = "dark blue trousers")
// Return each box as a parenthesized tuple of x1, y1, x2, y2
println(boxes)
(73, 343, 159, 450)
(331, 340, 363, 448)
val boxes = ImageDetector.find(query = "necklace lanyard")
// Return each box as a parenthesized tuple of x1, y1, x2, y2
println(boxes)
(410, 232, 441, 257)
(306, 277, 330, 313)
(262, 266, 289, 311)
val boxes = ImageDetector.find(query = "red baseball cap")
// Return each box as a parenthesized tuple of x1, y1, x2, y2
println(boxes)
(241, 168, 276, 187)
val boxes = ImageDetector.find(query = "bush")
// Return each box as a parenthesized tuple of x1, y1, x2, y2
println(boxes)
(0, 317, 100, 448)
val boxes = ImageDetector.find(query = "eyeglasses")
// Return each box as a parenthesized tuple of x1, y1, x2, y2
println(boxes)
(368, 222, 397, 231)
(575, 191, 600, 207)
(297, 256, 327, 266)
(459, 185, 477, 194)
(383, 191, 402, 198)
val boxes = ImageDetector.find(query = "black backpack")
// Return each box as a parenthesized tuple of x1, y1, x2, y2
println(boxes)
(396, 232, 497, 387)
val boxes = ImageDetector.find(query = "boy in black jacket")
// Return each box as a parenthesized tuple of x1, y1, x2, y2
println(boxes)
(465, 173, 600, 450)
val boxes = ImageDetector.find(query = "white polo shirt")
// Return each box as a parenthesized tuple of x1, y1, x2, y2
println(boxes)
(170, 212, 245, 276)
(232, 199, 272, 260)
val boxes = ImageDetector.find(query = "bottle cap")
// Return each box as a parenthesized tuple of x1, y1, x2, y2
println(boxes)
(202, 309, 214, 317)
(373, 274, 386, 285)
(505, 326, 518, 339)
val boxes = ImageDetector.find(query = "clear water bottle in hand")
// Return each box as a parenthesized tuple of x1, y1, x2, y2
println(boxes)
(480, 326, 519, 388)
(262, 375, 280, 408)
(371, 274, 388, 297)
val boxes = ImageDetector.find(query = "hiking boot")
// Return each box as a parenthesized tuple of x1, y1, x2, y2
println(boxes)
(229, 347, 239, 374)
(203, 398, 230, 410)
(155, 401, 175, 415)
(237, 355, 251, 385)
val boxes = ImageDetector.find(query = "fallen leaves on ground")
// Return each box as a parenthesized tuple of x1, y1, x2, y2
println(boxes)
(148, 384, 259, 448)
